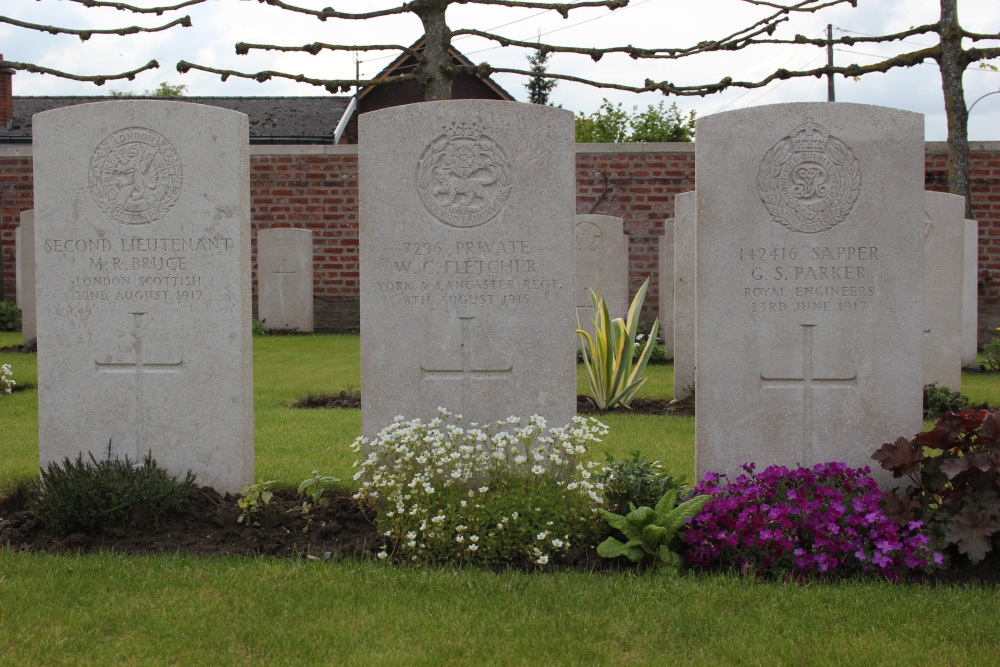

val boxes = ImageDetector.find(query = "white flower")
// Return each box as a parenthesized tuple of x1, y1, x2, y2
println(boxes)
(455, 535, 465, 544)
(377, 550, 388, 560)
(536, 531, 549, 541)
(551, 539, 564, 548)
(536, 555, 549, 565)
(470, 535, 479, 543)
(460, 500, 467, 507)
(478, 486, 489, 493)
(468, 544, 479, 552)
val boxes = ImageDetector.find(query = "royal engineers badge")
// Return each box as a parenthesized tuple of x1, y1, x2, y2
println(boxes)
(757, 118, 861, 234)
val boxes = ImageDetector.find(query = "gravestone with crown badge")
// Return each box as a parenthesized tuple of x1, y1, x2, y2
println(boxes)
(695, 103, 923, 485)
(359, 101, 576, 436)
(575, 214, 627, 348)
(33, 101, 253, 492)
(257, 227, 314, 333)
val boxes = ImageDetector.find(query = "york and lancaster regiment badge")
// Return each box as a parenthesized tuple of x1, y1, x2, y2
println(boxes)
(416, 120, 513, 228)
(757, 118, 861, 234)
(89, 126, 183, 225)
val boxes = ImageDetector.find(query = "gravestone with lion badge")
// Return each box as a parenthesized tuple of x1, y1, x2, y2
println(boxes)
(359, 101, 576, 436)
(33, 101, 254, 492)
(695, 103, 923, 486)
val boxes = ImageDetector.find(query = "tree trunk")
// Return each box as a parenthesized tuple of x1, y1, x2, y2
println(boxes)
(938, 0, 973, 218)
(415, 1, 454, 101)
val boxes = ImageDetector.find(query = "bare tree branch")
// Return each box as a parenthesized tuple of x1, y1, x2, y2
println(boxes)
(235, 42, 418, 59)
(0, 58, 159, 85)
(461, 0, 628, 18)
(67, 0, 207, 14)
(254, 0, 410, 21)
(0, 14, 191, 40)
(175, 60, 419, 94)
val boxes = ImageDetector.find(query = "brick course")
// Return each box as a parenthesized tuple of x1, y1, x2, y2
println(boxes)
(2, 142, 998, 339)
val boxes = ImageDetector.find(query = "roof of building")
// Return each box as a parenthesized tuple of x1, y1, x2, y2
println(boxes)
(4, 96, 351, 141)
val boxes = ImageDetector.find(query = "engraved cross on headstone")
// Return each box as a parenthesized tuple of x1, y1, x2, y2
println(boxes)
(760, 324, 856, 460)
(95, 312, 183, 456)
(420, 315, 513, 417)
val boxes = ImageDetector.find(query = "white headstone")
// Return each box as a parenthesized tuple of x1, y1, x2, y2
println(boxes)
(659, 221, 675, 360)
(19, 210, 36, 343)
(14, 224, 21, 307)
(963, 218, 979, 368)
(34, 101, 254, 492)
(672, 192, 696, 400)
(257, 227, 314, 333)
(576, 214, 627, 344)
(695, 103, 924, 485)
(923, 191, 965, 390)
(359, 100, 576, 436)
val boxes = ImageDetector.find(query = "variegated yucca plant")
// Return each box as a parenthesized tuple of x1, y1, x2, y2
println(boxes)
(577, 278, 659, 410)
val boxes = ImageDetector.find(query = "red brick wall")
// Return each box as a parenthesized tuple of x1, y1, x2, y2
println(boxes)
(2, 142, 999, 337)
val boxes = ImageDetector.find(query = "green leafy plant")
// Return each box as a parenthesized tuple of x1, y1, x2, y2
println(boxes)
(631, 321, 668, 365)
(30, 441, 196, 535)
(923, 383, 971, 420)
(0, 301, 21, 332)
(873, 409, 1000, 564)
(297, 470, 340, 533)
(577, 279, 659, 410)
(981, 337, 1000, 372)
(601, 450, 685, 516)
(353, 409, 608, 566)
(597, 489, 709, 571)
(237, 478, 275, 526)
(252, 318, 266, 336)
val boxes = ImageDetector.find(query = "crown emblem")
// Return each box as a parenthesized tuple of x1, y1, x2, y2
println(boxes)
(444, 120, 485, 139)
(790, 118, 829, 152)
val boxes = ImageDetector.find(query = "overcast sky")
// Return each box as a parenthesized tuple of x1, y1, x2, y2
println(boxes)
(2, 0, 999, 140)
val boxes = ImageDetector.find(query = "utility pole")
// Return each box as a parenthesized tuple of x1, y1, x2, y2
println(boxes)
(827, 24, 835, 102)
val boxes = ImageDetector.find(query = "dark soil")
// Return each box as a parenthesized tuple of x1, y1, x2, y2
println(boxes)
(0, 485, 381, 561)
(292, 391, 694, 417)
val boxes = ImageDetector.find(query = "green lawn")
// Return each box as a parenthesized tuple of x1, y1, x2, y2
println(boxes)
(2, 331, 1000, 665)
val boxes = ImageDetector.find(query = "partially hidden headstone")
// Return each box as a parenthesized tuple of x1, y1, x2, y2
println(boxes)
(575, 214, 627, 345)
(14, 224, 21, 307)
(923, 191, 965, 390)
(19, 210, 36, 342)
(658, 220, 675, 360)
(963, 218, 979, 368)
(696, 103, 924, 485)
(34, 101, 253, 492)
(359, 100, 576, 436)
(257, 227, 314, 333)
(672, 192, 696, 401)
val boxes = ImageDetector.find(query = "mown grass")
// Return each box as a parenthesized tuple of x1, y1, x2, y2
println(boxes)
(2, 331, 1000, 665)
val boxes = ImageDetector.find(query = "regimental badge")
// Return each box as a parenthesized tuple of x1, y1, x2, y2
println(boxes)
(89, 127, 183, 225)
(757, 118, 861, 234)
(416, 120, 513, 228)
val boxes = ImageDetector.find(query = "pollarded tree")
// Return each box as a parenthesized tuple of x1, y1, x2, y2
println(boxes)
(1, 0, 855, 101)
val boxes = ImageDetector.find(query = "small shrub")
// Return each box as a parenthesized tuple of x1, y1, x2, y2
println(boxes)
(0, 301, 20, 332)
(923, 383, 970, 420)
(597, 489, 708, 571)
(631, 321, 668, 365)
(873, 409, 1000, 564)
(981, 338, 1000, 372)
(1, 363, 14, 395)
(353, 409, 608, 566)
(298, 470, 340, 533)
(237, 478, 275, 526)
(683, 462, 940, 581)
(30, 443, 196, 535)
(601, 450, 685, 515)
(252, 318, 267, 336)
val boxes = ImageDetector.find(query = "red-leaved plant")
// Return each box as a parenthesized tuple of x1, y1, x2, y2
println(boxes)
(873, 409, 1000, 564)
